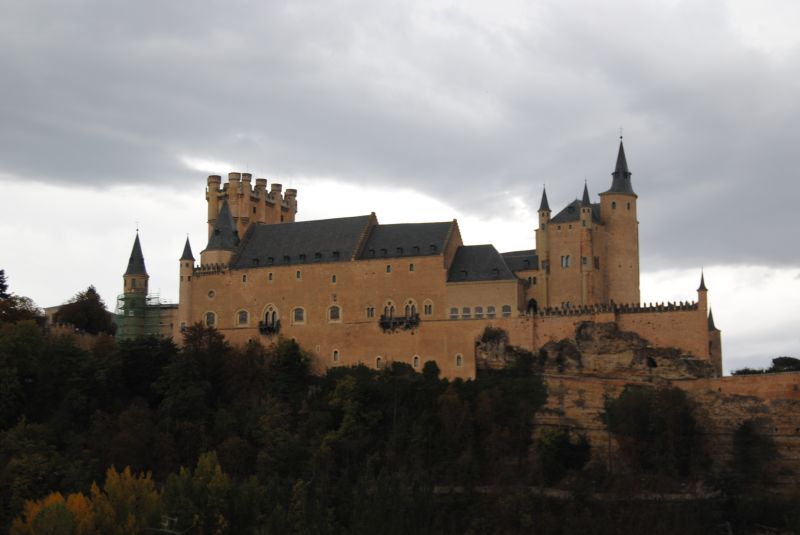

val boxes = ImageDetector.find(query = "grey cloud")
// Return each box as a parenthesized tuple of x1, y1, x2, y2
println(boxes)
(1, 0, 799, 267)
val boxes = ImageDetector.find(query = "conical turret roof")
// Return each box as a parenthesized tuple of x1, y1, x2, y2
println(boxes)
(539, 187, 550, 212)
(697, 271, 707, 291)
(180, 237, 195, 261)
(604, 140, 636, 195)
(124, 233, 147, 275)
(708, 308, 717, 331)
(206, 199, 240, 251)
(582, 183, 591, 206)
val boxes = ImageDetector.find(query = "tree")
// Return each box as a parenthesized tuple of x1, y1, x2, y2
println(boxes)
(0, 270, 9, 299)
(53, 286, 115, 335)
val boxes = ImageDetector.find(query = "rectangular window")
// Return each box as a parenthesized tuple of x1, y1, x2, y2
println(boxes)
(366, 307, 375, 319)
(296, 270, 301, 279)
(409, 263, 415, 272)
(475, 306, 484, 319)
(449, 307, 459, 320)
(462, 307, 471, 319)
(487, 306, 496, 319)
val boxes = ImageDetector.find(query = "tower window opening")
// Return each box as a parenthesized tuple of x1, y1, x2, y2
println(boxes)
(268, 272, 273, 281)
(455, 354, 463, 367)
(331, 274, 337, 283)
(376, 356, 383, 369)
(386, 265, 392, 273)
(333, 350, 340, 363)
(242, 274, 247, 282)
(627, 202, 631, 210)
(560, 255, 571, 268)
(409, 263, 415, 272)
(296, 270, 301, 279)
(612, 201, 617, 209)
(413, 355, 420, 369)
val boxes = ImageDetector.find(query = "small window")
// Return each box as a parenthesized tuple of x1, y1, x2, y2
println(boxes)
(527, 277, 532, 284)
(253, 206, 256, 214)
(267, 257, 274, 265)
(131, 279, 137, 288)
(502, 305, 512, 318)
(369, 249, 375, 257)
(268, 272, 273, 281)
(532, 276, 537, 285)
(430, 244, 437, 253)
(366, 306, 375, 318)
(612, 201, 617, 209)
(413, 246, 420, 254)
(331, 274, 337, 283)
(627, 202, 631, 210)
(328, 305, 341, 322)
(242, 274, 247, 283)
(376, 356, 383, 370)
(449, 307, 459, 320)
(409, 263, 415, 272)
(594, 257, 600, 269)
(314, 252, 322, 261)
(252, 258, 259, 266)
(380, 248, 388, 257)
(332, 349, 340, 363)
(205, 312, 216, 327)
(333, 251, 340, 260)
(299, 254, 306, 262)
(581, 220, 586, 228)
(475, 306, 484, 319)
(296, 270, 301, 279)
(187, 276, 191, 282)
(283, 255, 291, 264)
(462, 307, 471, 319)
(293, 308, 305, 323)
(207, 290, 215, 299)
(412, 355, 420, 369)
(423, 301, 433, 316)
(386, 265, 392, 273)
(557, 225, 561, 231)
(560, 255, 571, 268)
(568, 224, 572, 230)
(582, 256, 587, 265)
(237, 310, 248, 325)
(455, 354, 463, 368)
(487, 306, 496, 319)
(397, 247, 404, 255)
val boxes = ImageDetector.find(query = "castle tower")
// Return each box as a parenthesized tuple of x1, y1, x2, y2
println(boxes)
(535, 187, 552, 306)
(707, 307, 723, 376)
(178, 237, 195, 333)
(579, 183, 595, 304)
(123, 232, 149, 295)
(118, 232, 150, 340)
(599, 140, 640, 304)
(200, 199, 239, 266)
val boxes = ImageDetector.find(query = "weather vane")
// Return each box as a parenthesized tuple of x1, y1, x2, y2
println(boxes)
(619, 127, 624, 140)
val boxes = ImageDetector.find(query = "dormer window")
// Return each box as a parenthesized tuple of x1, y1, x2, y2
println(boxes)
(299, 254, 306, 262)
(413, 246, 420, 254)
(267, 257, 274, 265)
(369, 249, 375, 257)
(380, 248, 388, 257)
(314, 252, 322, 261)
(333, 251, 340, 260)
(397, 247, 404, 255)
(430, 244, 437, 253)
(283, 255, 290, 264)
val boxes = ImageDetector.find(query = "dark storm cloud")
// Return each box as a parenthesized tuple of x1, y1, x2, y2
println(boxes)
(1, 0, 798, 266)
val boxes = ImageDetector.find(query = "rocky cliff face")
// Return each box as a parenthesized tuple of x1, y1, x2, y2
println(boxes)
(477, 322, 800, 485)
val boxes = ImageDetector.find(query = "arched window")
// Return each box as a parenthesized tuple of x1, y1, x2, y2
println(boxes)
(423, 300, 433, 316)
(383, 301, 395, 318)
(412, 355, 420, 369)
(237, 310, 248, 325)
(502, 305, 512, 318)
(293, 307, 305, 324)
(328, 305, 341, 322)
(205, 311, 216, 327)
(462, 307, 471, 319)
(261, 304, 279, 328)
(612, 201, 617, 209)
(455, 354, 463, 367)
(404, 299, 417, 317)
(487, 305, 496, 319)
(376, 356, 383, 370)
(331, 274, 337, 283)
(332, 349, 340, 363)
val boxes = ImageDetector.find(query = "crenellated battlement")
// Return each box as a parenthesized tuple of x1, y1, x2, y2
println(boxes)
(206, 171, 298, 240)
(193, 263, 229, 276)
(536, 300, 698, 318)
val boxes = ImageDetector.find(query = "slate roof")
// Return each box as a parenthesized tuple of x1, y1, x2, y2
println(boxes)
(180, 237, 195, 261)
(358, 222, 453, 260)
(447, 245, 517, 283)
(550, 200, 601, 224)
(501, 249, 539, 272)
(206, 200, 240, 251)
(232, 215, 372, 269)
(539, 188, 550, 212)
(708, 308, 717, 331)
(125, 233, 147, 276)
(604, 141, 636, 195)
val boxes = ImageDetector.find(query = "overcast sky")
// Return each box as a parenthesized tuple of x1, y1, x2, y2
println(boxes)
(1, 0, 798, 373)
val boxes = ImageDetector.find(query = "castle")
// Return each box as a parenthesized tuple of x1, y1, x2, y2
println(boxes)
(117, 140, 723, 378)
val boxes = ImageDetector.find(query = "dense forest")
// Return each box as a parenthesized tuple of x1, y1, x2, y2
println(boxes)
(1, 272, 798, 534)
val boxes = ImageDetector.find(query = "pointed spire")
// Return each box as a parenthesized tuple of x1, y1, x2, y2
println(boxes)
(206, 199, 240, 251)
(539, 187, 550, 212)
(581, 182, 591, 206)
(180, 237, 195, 261)
(697, 270, 707, 292)
(125, 232, 147, 275)
(605, 140, 636, 195)
(708, 308, 717, 331)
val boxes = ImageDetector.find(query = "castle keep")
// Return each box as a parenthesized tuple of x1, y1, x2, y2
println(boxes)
(117, 141, 723, 378)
